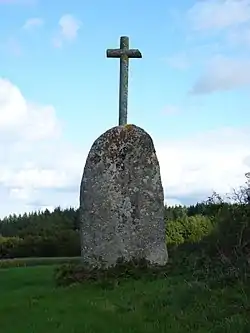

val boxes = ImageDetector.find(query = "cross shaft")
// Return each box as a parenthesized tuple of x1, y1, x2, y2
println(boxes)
(107, 36, 142, 126)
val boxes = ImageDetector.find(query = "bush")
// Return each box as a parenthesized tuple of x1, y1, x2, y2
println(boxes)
(166, 220, 185, 246)
(166, 215, 213, 246)
(54, 258, 169, 287)
(0, 236, 24, 258)
(169, 191, 250, 284)
(202, 203, 250, 260)
(0, 230, 80, 259)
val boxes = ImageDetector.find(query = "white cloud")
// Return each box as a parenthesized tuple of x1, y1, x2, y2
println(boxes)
(188, 0, 250, 31)
(0, 78, 86, 217)
(0, 78, 60, 141)
(190, 54, 250, 94)
(184, 1, 250, 93)
(22, 17, 44, 30)
(156, 127, 250, 205)
(59, 14, 81, 40)
(52, 14, 82, 48)
(0, 78, 249, 217)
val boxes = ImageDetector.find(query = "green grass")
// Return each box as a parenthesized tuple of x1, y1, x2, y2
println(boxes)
(0, 264, 249, 333)
(0, 257, 81, 268)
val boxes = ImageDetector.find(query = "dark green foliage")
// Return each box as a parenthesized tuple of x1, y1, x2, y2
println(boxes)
(207, 202, 250, 258)
(0, 207, 79, 237)
(168, 190, 250, 285)
(55, 257, 168, 287)
(0, 235, 23, 258)
(0, 207, 80, 258)
(199, 201, 250, 283)
(164, 205, 188, 220)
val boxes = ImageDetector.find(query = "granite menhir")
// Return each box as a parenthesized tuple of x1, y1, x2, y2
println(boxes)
(79, 124, 168, 268)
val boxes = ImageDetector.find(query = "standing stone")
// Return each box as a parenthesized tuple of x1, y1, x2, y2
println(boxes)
(79, 124, 168, 268)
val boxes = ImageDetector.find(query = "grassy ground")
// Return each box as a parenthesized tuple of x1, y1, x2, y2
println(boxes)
(0, 257, 81, 268)
(0, 264, 249, 333)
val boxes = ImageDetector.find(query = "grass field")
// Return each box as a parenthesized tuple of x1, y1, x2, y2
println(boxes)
(0, 263, 249, 333)
(0, 257, 81, 268)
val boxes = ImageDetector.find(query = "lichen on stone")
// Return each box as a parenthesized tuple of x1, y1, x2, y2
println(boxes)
(124, 124, 133, 131)
(79, 124, 168, 268)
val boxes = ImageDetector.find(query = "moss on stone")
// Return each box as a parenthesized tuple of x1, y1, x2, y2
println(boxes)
(124, 124, 134, 131)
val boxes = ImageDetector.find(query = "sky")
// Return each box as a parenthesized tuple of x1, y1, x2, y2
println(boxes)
(0, 0, 250, 217)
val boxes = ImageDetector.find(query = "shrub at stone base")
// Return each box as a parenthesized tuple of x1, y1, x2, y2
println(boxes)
(54, 258, 169, 287)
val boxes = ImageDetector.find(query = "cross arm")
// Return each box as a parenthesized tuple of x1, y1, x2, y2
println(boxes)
(106, 49, 142, 58)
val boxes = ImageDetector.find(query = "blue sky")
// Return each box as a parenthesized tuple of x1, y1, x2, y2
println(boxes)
(0, 0, 250, 217)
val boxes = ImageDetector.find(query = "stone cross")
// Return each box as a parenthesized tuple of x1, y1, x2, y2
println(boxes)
(106, 36, 142, 126)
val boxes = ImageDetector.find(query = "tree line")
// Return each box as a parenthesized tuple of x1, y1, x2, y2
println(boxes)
(0, 187, 250, 261)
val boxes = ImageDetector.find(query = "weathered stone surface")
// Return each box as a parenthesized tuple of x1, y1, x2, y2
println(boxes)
(79, 124, 168, 268)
